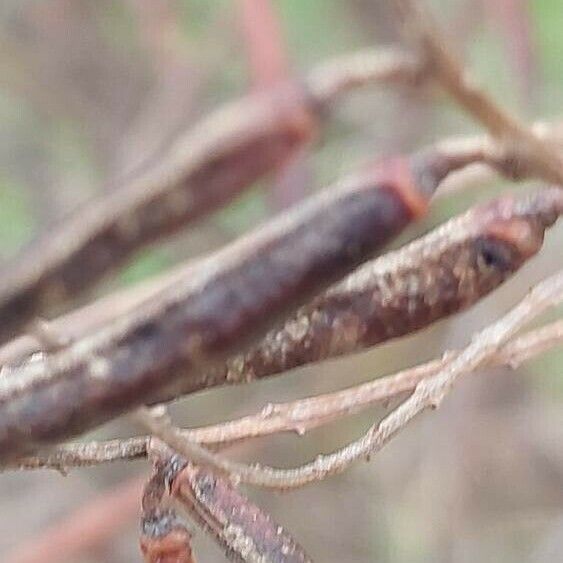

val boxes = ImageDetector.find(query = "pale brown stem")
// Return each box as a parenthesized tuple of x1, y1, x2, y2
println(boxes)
(218, 269, 563, 489)
(393, 0, 563, 185)
(110, 273, 563, 490)
(7, 318, 562, 473)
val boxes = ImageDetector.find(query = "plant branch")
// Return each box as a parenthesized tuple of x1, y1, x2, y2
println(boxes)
(6, 318, 562, 473)
(122, 272, 563, 491)
(213, 268, 563, 489)
(393, 0, 563, 185)
(107, 274, 563, 491)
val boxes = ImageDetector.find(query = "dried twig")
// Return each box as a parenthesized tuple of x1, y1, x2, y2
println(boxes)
(104, 269, 563, 491)
(0, 47, 420, 344)
(140, 458, 195, 563)
(201, 269, 563, 489)
(170, 319, 563, 446)
(8, 318, 561, 473)
(393, 0, 563, 185)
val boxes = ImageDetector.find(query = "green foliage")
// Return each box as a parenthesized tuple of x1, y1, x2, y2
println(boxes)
(118, 248, 173, 286)
(216, 185, 269, 235)
(0, 176, 34, 258)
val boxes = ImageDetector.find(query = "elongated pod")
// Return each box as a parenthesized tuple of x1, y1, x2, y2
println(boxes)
(0, 150, 451, 459)
(0, 49, 419, 344)
(200, 187, 562, 389)
(0, 85, 317, 344)
(140, 461, 195, 563)
(164, 456, 312, 563)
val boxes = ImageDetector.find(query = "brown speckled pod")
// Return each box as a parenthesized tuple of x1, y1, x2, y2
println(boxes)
(0, 152, 438, 459)
(192, 187, 563, 390)
(168, 460, 312, 563)
(0, 83, 318, 344)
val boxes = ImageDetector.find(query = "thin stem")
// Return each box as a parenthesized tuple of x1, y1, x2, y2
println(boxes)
(393, 0, 563, 185)
(7, 318, 562, 473)
(222, 269, 563, 489)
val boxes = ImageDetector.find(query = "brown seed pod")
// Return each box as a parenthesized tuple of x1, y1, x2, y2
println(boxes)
(0, 48, 421, 345)
(140, 510, 195, 563)
(196, 187, 563, 389)
(0, 150, 442, 460)
(167, 459, 312, 563)
(0, 83, 317, 345)
(140, 456, 196, 563)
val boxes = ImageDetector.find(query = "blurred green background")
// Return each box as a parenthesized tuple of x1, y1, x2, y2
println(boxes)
(0, 1, 562, 562)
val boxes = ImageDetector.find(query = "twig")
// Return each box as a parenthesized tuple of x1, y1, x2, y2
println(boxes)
(0, 146, 469, 460)
(124, 268, 563, 491)
(3, 437, 150, 472)
(393, 0, 563, 185)
(0, 46, 420, 344)
(134, 406, 255, 481)
(9, 318, 561, 473)
(174, 319, 563, 446)
(306, 47, 421, 108)
(239, 0, 291, 90)
(204, 269, 563, 489)
(140, 458, 195, 563)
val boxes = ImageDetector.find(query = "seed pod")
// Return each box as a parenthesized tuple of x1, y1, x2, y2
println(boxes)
(0, 150, 444, 459)
(0, 84, 317, 344)
(0, 49, 420, 345)
(140, 510, 195, 563)
(168, 460, 312, 563)
(198, 187, 563, 388)
(140, 456, 195, 563)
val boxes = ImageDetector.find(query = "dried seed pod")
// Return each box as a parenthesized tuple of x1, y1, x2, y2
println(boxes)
(0, 150, 446, 459)
(141, 456, 196, 563)
(0, 48, 421, 345)
(0, 84, 317, 345)
(167, 460, 312, 563)
(196, 187, 563, 388)
(141, 510, 195, 563)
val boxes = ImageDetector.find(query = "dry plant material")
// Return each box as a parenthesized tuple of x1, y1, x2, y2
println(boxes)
(0, 183, 560, 462)
(0, 47, 420, 344)
(141, 510, 196, 563)
(192, 186, 563, 392)
(0, 146, 463, 460)
(144, 271, 563, 492)
(2, 2, 562, 559)
(140, 460, 195, 563)
(159, 450, 312, 562)
(6, 318, 562, 473)
(394, 0, 563, 185)
(209, 269, 563, 490)
(2, 125, 563, 370)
